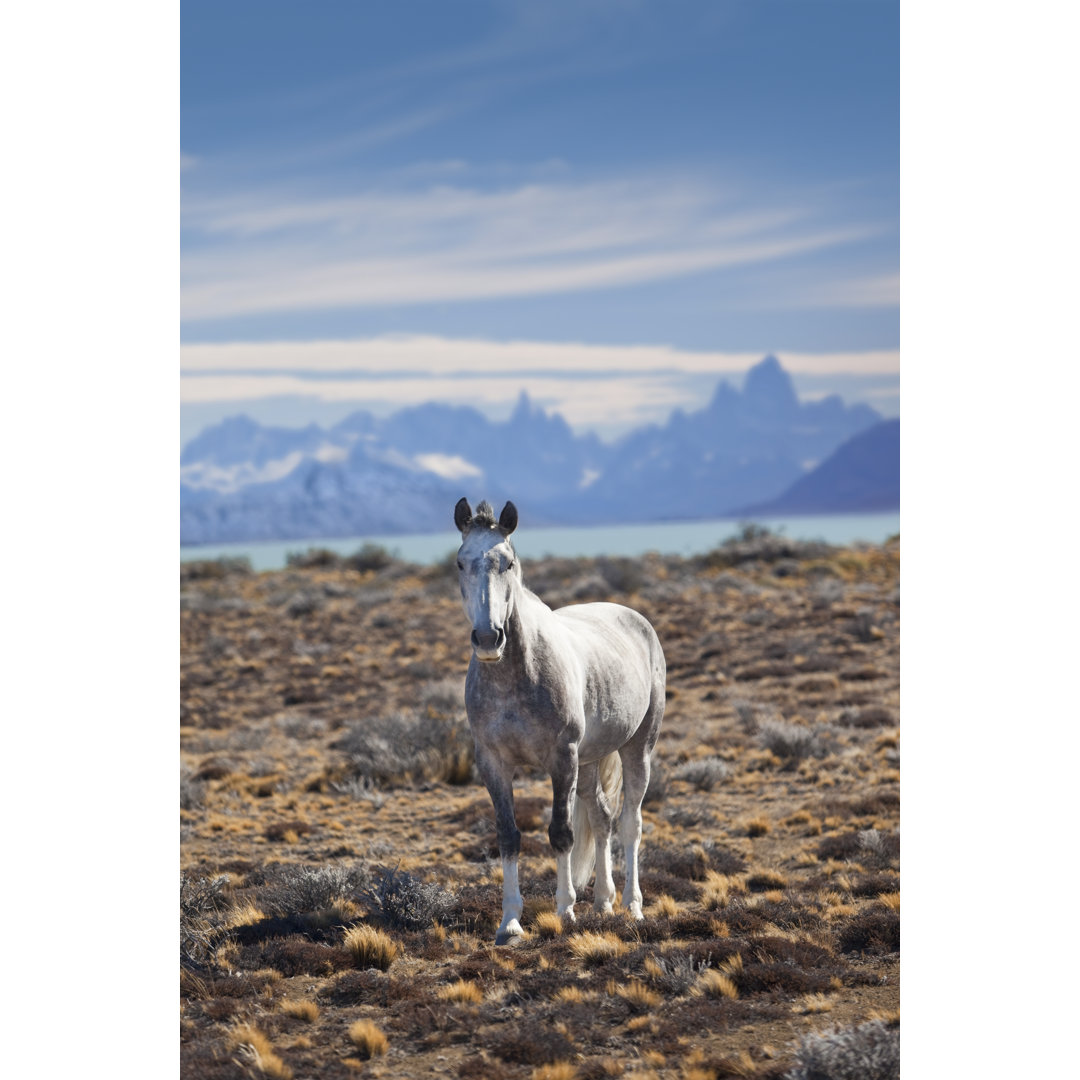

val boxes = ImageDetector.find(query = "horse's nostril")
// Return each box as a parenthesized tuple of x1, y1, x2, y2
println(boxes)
(472, 627, 502, 651)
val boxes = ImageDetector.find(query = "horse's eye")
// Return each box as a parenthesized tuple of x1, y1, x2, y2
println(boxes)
(507, 560, 515, 571)
(456, 560, 464, 571)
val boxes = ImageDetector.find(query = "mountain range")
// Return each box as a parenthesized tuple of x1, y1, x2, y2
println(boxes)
(180, 355, 897, 544)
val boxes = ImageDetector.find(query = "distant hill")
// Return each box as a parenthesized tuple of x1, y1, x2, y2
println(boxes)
(736, 418, 900, 516)
(180, 355, 889, 544)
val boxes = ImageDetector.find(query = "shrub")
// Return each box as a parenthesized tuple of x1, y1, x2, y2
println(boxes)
(180, 557, 252, 582)
(333, 707, 474, 786)
(837, 910, 900, 955)
(256, 863, 372, 916)
(758, 719, 827, 767)
(692, 970, 739, 999)
(286, 548, 341, 569)
(785, 1019, 899, 1080)
(673, 757, 732, 791)
(180, 873, 230, 964)
(180, 765, 205, 811)
(361, 866, 457, 931)
(644, 951, 712, 995)
(345, 543, 396, 573)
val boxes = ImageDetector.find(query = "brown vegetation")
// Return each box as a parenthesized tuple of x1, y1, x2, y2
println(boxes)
(181, 536, 899, 1078)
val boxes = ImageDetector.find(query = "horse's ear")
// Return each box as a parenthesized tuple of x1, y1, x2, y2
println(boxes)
(454, 497, 473, 533)
(498, 501, 518, 536)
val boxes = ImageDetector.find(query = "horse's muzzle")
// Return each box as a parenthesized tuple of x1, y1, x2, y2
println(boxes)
(471, 626, 506, 661)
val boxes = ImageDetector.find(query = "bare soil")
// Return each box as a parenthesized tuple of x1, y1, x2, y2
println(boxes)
(180, 537, 900, 1079)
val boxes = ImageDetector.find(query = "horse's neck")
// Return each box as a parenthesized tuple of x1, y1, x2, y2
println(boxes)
(504, 584, 556, 667)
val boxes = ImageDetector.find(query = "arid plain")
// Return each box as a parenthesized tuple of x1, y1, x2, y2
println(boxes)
(180, 531, 900, 1079)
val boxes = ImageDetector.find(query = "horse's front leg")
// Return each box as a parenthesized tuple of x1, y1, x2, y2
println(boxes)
(549, 740, 579, 922)
(476, 746, 523, 945)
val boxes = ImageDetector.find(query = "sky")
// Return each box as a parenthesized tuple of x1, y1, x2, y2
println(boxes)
(180, 0, 899, 444)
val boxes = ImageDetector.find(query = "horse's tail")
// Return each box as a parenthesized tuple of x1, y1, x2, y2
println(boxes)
(571, 752, 623, 892)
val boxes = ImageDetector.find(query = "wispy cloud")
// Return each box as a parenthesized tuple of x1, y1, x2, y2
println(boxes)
(182, 175, 881, 322)
(180, 335, 900, 377)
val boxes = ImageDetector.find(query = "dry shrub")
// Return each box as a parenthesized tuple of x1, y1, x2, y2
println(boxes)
(786, 1019, 899, 1080)
(837, 910, 900, 955)
(361, 865, 458, 930)
(757, 719, 828, 767)
(644, 951, 712, 995)
(746, 818, 771, 838)
(343, 924, 399, 970)
(673, 756, 733, 791)
(333, 706, 474, 786)
(493, 1021, 576, 1065)
(348, 1019, 389, 1059)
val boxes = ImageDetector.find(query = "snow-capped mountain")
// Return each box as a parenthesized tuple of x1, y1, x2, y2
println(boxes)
(180, 356, 889, 544)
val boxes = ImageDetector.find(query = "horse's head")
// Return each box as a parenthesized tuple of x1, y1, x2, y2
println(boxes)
(454, 497, 520, 662)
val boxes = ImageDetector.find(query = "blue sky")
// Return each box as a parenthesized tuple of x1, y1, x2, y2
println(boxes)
(181, 0, 899, 443)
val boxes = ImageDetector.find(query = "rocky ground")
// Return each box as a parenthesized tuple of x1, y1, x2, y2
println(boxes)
(180, 532, 900, 1079)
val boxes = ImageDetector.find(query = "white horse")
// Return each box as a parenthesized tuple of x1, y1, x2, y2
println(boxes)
(454, 498, 666, 944)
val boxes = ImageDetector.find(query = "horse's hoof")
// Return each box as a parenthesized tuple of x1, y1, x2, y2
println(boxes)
(495, 920, 524, 946)
(628, 902, 644, 920)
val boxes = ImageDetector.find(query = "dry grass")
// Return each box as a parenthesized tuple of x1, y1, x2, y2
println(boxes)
(534, 911, 564, 938)
(347, 1019, 389, 1059)
(609, 978, 662, 1011)
(692, 970, 739, 999)
(649, 893, 679, 917)
(794, 992, 835, 1014)
(746, 869, 787, 891)
(437, 978, 485, 1003)
(568, 930, 628, 964)
(181, 545, 899, 1078)
(531, 1064, 579, 1080)
(342, 924, 399, 970)
(228, 1024, 292, 1079)
(745, 817, 771, 837)
(279, 999, 319, 1022)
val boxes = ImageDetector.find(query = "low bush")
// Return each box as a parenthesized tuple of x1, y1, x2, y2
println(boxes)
(333, 706, 475, 786)
(361, 866, 458, 931)
(673, 756, 732, 791)
(758, 719, 828, 767)
(785, 1018, 899, 1080)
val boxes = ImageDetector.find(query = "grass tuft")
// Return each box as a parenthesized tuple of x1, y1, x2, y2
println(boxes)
(279, 999, 319, 1023)
(534, 911, 564, 938)
(692, 970, 739, 999)
(437, 979, 484, 1003)
(229, 1024, 292, 1079)
(531, 1064, 579, 1080)
(569, 930, 628, 965)
(343, 924, 399, 970)
(347, 1019, 389, 1059)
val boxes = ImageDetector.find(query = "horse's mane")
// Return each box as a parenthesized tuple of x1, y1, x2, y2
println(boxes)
(472, 500, 498, 528)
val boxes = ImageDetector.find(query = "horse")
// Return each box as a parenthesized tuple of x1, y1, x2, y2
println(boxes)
(453, 497, 666, 944)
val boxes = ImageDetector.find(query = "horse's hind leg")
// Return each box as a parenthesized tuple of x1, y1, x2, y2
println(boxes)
(618, 692, 664, 920)
(579, 760, 617, 914)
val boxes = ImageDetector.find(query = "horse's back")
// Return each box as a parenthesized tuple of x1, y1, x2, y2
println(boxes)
(551, 602, 665, 759)
(553, 601, 663, 672)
